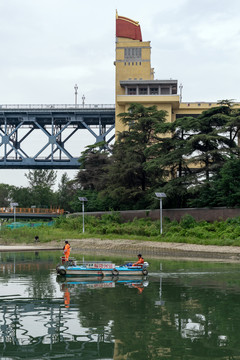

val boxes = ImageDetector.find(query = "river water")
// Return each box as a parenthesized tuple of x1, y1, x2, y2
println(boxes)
(0, 251, 240, 359)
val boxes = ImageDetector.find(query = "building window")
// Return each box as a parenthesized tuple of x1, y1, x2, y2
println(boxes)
(172, 86, 177, 94)
(161, 87, 170, 95)
(150, 87, 159, 95)
(124, 47, 142, 61)
(139, 87, 148, 95)
(127, 87, 137, 95)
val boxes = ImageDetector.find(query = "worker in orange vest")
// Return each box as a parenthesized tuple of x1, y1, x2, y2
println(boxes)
(61, 284, 70, 308)
(132, 283, 144, 294)
(133, 254, 144, 266)
(63, 240, 71, 262)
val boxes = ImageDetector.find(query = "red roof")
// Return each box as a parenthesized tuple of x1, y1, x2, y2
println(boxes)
(116, 14, 142, 41)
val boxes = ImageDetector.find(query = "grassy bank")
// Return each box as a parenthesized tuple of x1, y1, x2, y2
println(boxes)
(1, 213, 240, 246)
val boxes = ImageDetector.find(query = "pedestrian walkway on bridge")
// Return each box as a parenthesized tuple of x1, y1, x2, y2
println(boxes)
(0, 207, 64, 219)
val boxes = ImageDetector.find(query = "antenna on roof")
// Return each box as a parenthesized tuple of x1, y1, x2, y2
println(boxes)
(179, 83, 183, 103)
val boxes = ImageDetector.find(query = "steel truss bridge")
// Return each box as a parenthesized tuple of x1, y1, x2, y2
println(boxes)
(0, 104, 115, 169)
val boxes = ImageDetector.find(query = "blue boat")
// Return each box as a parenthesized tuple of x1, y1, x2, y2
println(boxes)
(56, 258, 149, 277)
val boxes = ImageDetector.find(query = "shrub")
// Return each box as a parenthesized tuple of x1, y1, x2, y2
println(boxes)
(180, 214, 197, 229)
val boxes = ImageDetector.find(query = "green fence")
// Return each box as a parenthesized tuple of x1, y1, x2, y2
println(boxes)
(1, 221, 54, 230)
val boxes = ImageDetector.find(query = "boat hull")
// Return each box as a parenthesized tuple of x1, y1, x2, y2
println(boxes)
(102, 267, 146, 277)
(57, 265, 104, 277)
(56, 262, 149, 277)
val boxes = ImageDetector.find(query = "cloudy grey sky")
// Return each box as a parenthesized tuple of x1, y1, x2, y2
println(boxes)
(1, 0, 240, 188)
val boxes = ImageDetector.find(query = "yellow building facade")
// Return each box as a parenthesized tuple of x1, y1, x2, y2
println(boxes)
(115, 16, 220, 135)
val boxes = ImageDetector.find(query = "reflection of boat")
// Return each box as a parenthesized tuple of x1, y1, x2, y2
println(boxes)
(59, 276, 149, 308)
(58, 276, 116, 288)
(56, 259, 149, 277)
(58, 275, 149, 289)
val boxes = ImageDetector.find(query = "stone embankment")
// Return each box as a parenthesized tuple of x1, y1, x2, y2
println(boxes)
(1, 238, 240, 263)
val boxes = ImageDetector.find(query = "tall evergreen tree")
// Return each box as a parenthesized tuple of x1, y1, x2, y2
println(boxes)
(25, 169, 57, 207)
(189, 105, 237, 183)
(75, 142, 110, 191)
(148, 102, 239, 207)
(25, 169, 57, 188)
(57, 172, 72, 210)
(0, 184, 14, 207)
(145, 115, 199, 207)
(189, 157, 240, 208)
(102, 103, 168, 209)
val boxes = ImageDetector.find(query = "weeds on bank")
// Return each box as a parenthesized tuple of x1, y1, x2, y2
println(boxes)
(1, 213, 240, 246)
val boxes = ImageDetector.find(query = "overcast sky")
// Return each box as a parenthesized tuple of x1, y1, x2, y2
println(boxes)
(1, 0, 240, 189)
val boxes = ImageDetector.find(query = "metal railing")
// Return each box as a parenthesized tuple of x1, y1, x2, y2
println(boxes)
(0, 104, 115, 110)
(0, 207, 64, 215)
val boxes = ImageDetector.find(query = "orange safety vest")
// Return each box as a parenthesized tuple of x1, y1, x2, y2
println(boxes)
(64, 289, 70, 308)
(132, 283, 144, 294)
(64, 243, 71, 260)
(133, 257, 144, 266)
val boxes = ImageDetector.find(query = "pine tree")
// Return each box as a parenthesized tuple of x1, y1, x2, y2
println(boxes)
(102, 103, 168, 209)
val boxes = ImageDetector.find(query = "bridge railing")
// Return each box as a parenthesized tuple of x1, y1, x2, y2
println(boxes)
(0, 104, 115, 110)
(0, 207, 64, 215)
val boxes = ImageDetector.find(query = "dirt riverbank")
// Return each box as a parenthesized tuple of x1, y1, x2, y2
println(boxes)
(1, 238, 240, 263)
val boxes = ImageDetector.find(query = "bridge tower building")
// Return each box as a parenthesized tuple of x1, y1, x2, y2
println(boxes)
(115, 12, 179, 134)
(114, 13, 225, 135)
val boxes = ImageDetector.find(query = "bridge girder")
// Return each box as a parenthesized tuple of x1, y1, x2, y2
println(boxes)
(0, 105, 115, 169)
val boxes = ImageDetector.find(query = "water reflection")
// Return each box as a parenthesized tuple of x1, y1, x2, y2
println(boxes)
(1, 251, 240, 359)
(58, 276, 149, 307)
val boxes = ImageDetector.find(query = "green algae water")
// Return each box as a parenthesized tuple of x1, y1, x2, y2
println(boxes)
(1, 251, 240, 359)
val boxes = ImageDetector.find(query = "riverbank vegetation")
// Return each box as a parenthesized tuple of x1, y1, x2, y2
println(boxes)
(1, 213, 240, 246)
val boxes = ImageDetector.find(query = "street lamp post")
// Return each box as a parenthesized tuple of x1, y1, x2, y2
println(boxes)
(155, 192, 166, 235)
(10, 202, 19, 226)
(31, 205, 36, 213)
(74, 84, 78, 106)
(82, 94, 85, 108)
(78, 197, 88, 233)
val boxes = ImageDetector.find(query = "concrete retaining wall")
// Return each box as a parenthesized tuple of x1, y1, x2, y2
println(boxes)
(70, 207, 240, 222)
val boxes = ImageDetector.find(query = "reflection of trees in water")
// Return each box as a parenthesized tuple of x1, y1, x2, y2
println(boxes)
(153, 279, 240, 359)
(0, 252, 57, 299)
(74, 282, 158, 358)
(26, 272, 56, 299)
(70, 277, 240, 359)
(1, 276, 240, 359)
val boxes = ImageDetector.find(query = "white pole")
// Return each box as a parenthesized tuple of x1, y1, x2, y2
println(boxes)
(74, 84, 78, 106)
(179, 83, 183, 103)
(160, 198, 163, 234)
(159, 200, 161, 234)
(14, 206, 16, 224)
(82, 202, 85, 233)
